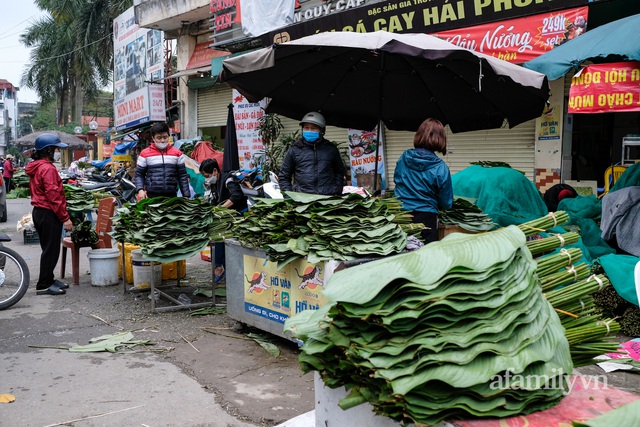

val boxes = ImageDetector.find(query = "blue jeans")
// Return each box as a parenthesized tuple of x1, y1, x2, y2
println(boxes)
(214, 242, 225, 271)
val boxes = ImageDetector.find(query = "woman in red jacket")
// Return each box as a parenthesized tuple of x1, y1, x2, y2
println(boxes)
(25, 134, 74, 296)
(3, 154, 16, 193)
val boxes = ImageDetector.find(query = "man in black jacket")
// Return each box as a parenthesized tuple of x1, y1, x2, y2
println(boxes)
(278, 112, 345, 196)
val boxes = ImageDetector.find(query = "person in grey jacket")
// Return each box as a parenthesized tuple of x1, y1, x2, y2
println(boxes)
(278, 112, 345, 196)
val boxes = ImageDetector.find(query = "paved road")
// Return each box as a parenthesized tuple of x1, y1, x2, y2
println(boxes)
(0, 198, 314, 427)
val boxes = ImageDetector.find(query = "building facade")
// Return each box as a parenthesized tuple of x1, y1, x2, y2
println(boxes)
(133, 0, 640, 193)
(0, 79, 20, 156)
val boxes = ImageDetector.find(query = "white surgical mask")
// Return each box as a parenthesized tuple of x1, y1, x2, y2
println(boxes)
(54, 152, 61, 161)
(205, 175, 218, 185)
(155, 142, 168, 150)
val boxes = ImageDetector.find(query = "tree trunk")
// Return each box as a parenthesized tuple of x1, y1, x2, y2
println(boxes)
(59, 77, 70, 126)
(70, 76, 84, 124)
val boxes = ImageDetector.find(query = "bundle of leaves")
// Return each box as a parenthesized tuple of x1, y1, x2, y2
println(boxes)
(233, 192, 423, 268)
(592, 284, 640, 337)
(285, 226, 573, 426)
(470, 160, 513, 169)
(70, 219, 99, 246)
(111, 197, 231, 262)
(7, 187, 30, 199)
(517, 214, 621, 366)
(439, 196, 498, 232)
(178, 141, 195, 157)
(11, 170, 30, 188)
(64, 184, 96, 211)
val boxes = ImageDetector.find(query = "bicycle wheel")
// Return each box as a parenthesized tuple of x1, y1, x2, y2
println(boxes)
(0, 245, 31, 310)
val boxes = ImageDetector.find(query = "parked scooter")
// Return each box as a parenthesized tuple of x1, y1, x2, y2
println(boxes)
(236, 170, 282, 209)
(78, 167, 137, 207)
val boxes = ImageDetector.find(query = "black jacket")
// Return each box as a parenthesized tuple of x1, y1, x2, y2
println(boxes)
(278, 137, 345, 195)
(206, 171, 248, 212)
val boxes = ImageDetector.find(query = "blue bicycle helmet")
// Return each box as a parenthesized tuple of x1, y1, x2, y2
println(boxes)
(35, 133, 69, 151)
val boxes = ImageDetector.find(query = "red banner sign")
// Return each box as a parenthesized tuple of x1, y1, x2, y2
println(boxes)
(569, 62, 640, 114)
(434, 7, 588, 64)
(186, 43, 230, 69)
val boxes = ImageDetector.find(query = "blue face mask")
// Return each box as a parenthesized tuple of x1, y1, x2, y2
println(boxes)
(302, 130, 320, 143)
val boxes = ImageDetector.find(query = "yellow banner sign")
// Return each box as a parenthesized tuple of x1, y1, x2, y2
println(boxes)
(243, 255, 329, 324)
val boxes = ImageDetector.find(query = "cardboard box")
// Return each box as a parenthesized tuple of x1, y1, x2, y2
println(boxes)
(438, 224, 476, 240)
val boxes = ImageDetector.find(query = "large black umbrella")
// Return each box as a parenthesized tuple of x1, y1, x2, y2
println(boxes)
(222, 103, 240, 174)
(219, 31, 549, 191)
(14, 130, 92, 150)
(219, 30, 549, 134)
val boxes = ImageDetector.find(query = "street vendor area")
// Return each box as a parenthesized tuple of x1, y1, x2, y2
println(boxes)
(15, 160, 639, 427)
(218, 183, 640, 427)
(43, 111, 640, 427)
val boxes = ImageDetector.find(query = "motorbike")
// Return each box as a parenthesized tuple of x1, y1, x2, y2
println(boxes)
(77, 167, 137, 207)
(235, 170, 282, 209)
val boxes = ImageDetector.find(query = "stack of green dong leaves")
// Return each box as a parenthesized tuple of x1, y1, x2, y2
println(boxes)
(233, 192, 423, 268)
(64, 184, 96, 212)
(285, 225, 573, 426)
(111, 197, 234, 262)
(439, 196, 498, 232)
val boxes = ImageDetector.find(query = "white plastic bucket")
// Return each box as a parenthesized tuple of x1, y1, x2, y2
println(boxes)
(87, 248, 120, 286)
(131, 249, 162, 289)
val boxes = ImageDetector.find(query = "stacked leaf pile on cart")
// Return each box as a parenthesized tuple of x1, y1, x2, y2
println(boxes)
(286, 225, 573, 425)
(285, 212, 621, 425)
(111, 197, 236, 263)
(64, 184, 95, 211)
(233, 192, 423, 268)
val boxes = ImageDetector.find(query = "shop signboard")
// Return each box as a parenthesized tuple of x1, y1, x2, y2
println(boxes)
(113, 7, 166, 130)
(102, 141, 114, 160)
(347, 128, 386, 191)
(433, 7, 588, 64)
(568, 62, 640, 114)
(232, 89, 267, 170)
(262, 0, 601, 47)
(186, 42, 230, 70)
(242, 254, 329, 325)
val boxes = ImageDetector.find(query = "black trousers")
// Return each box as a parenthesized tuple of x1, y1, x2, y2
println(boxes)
(4, 178, 13, 194)
(412, 211, 439, 244)
(32, 207, 63, 290)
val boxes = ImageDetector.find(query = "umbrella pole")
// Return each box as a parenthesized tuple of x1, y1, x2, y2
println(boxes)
(372, 52, 384, 196)
(372, 120, 382, 195)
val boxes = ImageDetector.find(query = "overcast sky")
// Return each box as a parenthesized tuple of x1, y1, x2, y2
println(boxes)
(0, 2, 47, 103)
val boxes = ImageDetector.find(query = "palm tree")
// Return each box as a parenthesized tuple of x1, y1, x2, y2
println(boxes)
(20, 0, 132, 125)
(21, 14, 74, 125)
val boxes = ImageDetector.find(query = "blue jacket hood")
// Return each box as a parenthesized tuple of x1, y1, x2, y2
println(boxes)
(401, 148, 442, 171)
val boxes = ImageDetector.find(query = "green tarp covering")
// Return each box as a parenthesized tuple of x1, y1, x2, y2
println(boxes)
(452, 166, 547, 227)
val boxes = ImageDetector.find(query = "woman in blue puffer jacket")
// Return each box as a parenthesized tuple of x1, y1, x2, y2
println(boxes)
(394, 118, 453, 244)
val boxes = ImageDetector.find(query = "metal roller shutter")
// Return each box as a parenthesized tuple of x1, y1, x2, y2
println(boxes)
(197, 85, 233, 128)
(386, 120, 537, 188)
